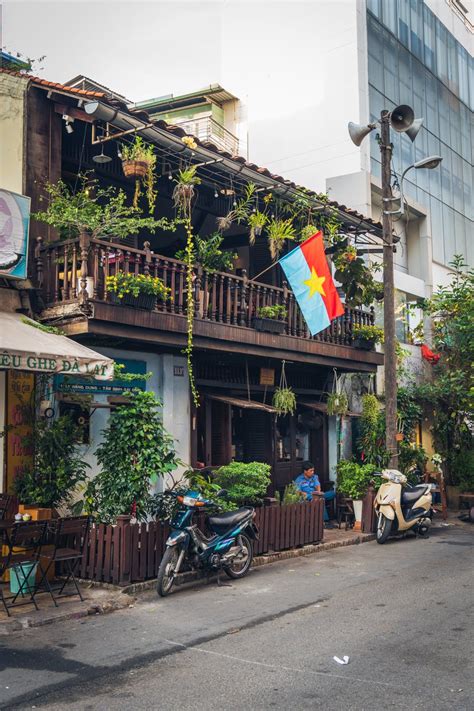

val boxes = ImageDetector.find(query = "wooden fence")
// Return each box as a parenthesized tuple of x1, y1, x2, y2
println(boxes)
(80, 499, 324, 586)
(361, 488, 377, 533)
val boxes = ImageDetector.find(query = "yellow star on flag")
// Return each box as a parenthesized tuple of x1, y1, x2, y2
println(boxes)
(304, 267, 326, 298)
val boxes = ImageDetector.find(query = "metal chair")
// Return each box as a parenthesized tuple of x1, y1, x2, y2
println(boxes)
(33, 516, 90, 607)
(0, 495, 14, 521)
(336, 496, 355, 530)
(0, 520, 48, 616)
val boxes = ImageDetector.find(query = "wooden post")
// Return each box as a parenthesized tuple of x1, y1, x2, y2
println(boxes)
(117, 514, 132, 586)
(78, 230, 91, 309)
(34, 235, 44, 293)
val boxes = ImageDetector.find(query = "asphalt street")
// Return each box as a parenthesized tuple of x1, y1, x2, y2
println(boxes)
(0, 522, 472, 710)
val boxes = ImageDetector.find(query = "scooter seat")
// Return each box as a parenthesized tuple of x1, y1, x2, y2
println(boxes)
(401, 484, 430, 505)
(208, 508, 253, 535)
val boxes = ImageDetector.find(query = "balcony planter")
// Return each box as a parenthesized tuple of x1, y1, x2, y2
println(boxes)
(122, 159, 149, 179)
(253, 317, 286, 334)
(109, 292, 156, 310)
(352, 337, 375, 351)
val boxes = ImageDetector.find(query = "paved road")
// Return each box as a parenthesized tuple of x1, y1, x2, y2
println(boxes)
(0, 522, 472, 710)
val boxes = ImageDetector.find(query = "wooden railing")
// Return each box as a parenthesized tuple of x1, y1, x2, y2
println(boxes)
(36, 235, 374, 347)
(79, 499, 324, 586)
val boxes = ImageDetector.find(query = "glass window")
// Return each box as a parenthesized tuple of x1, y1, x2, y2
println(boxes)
(442, 204, 456, 264)
(462, 161, 472, 221)
(438, 84, 450, 146)
(427, 132, 441, 198)
(449, 95, 461, 156)
(451, 153, 464, 214)
(423, 4, 436, 73)
(436, 22, 448, 84)
(447, 32, 459, 96)
(457, 47, 469, 107)
(382, 0, 397, 34)
(368, 18, 385, 91)
(398, 46, 413, 106)
(460, 105, 471, 161)
(398, 0, 410, 47)
(425, 73, 439, 135)
(441, 150, 452, 207)
(383, 34, 399, 103)
(469, 54, 474, 112)
(410, 0, 423, 59)
(430, 197, 444, 263)
(275, 416, 291, 462)
(367, 0, 382, 18)
(454, 211, 466, 259)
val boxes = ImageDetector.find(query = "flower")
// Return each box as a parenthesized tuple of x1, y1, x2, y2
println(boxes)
(182, 136, 197, 150)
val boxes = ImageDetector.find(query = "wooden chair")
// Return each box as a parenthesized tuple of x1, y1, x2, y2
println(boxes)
(0, 521, 48, 616)
(336, 496, 355, 530)
(0, 495, 14, 521)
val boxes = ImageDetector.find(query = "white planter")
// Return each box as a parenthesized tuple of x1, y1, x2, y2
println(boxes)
(352, 499, 363, 522)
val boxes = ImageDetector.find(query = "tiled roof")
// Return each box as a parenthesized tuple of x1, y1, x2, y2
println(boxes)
(6, 68, 382, 231)
(0, 68, 106, 98)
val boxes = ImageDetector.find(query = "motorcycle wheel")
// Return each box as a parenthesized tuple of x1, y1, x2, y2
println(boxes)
(157, 546, 181, 597)
(224, 534, 253, 579)
(376, 513, 392, 544)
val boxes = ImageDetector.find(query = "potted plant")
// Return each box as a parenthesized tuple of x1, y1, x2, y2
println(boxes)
(273, 386, 297, 415)
(173, 165, 201, 217)
(326, 391, 348, 416)
(253, 304, 288, 334)
(175, 232, 236, 274)
(336, 459, 376, 529)
(121, 136, 157, 214)
(248, 210, 268, 244)
(106, 272, 169, 310)
(214, 461, 271, 507)
(267, 217, 296, 259)
(14, 415, 89, 520)
(352, 324, 384, 350)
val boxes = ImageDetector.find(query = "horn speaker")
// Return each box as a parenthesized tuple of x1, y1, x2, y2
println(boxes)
(405, 117, 424, 142)
(348, 122, 375, 147)
(390, 104, 414, 132)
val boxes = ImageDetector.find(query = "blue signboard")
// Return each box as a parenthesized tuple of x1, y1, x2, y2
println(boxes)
(54, 358, 147, 395)
(0, 189, 31, 280)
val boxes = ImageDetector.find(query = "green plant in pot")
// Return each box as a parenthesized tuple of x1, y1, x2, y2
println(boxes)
(254, 304, 288, 334)
(326, 391, 348, 416)
(175, 232, 236, 273)
(13, 415, 89, 513)
(267, 217, 296, 259)
(214, 461, 271, 506)
(248, 210, 268, 244)
(173, 165, 201, 217)
(336, 459, 376, 524)
(106, 272, 169, 310)
(121, 136, 157, 214)
(273, 386, 296, 415)
(352, 324, 384, 350)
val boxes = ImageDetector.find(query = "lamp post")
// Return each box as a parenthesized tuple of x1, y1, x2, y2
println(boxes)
(348, 108, 442, 467)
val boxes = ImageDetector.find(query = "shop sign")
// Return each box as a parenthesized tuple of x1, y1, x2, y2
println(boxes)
(0, 351, 111, 378)
(6, 371, 34, 492)
(0, 189, 30, 280)
(54, 358, 147, 395)
(259, 368, 275, 386)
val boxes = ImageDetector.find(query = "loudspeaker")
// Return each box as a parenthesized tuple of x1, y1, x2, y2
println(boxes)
(348, 122, 375, 147)
(390, 104, 414, 132)
(405, 117, 424, 142)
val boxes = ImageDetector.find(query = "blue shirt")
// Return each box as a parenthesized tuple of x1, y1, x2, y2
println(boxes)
(294, 473, 320, 501)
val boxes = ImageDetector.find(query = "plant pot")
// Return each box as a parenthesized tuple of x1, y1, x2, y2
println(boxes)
(122, 160, 148, 178)
(253, 317, 286, 334)
(395, 433, 404, 442)
(10, 561, 38, 595)
(109, 292, 156, 310)
(352, 337, 375, 351)
(352, 499, 363, 531)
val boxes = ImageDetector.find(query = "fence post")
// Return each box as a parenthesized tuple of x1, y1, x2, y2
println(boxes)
(117, 514, 132, 585)
(361, 486, 376, 533)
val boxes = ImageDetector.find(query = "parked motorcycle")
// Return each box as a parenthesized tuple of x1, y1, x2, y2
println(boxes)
(156, 489, 258, 596)
(374, 469, 434, 544)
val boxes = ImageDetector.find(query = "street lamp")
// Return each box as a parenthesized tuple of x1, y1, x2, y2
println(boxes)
(348, 107, 441, 467)
(385, 155, 443, 216)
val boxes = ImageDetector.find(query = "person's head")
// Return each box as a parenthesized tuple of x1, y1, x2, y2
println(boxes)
(302, 461, 315, 478)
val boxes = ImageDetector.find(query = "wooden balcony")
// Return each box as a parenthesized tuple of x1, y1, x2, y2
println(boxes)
(35, 236, 383, 371)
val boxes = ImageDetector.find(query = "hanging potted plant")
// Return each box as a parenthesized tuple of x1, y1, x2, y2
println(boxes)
(352, 324, 384, 350)
(326, 370, 348, 416)
(121, 136, 157, 213)
(173, 165, 201, 217)
(106, 272, 170, 310)
(272, 362, 296, 415)
(267, 217, 296, 259)
(253, 304, 287, 334)
(248, 210, 268, 245)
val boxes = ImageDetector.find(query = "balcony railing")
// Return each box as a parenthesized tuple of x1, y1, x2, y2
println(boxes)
(35, 236, 375, 348)
(173, 116, 239, 155)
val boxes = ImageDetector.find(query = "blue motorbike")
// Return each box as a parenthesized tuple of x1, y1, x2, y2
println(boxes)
(156, 489, 258, 596)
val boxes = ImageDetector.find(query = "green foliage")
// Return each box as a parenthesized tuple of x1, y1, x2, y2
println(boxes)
(451, 449, 474, 492)
(172, 166, 201, 217)
(13, 416, 88, 509)
(33, 176, 174, 240)
(121, 136, 157, 213)
(357, 398, 390, 468)
(397, 386, 423, 439)
(330, 238, 382, 307)
(248, 210, 268, 244)
(175, 232, 236, 273)
(336, 460, 376, 499)
(276, 482, 302, 505)
(21, 317, 65, 336)
(257, 304, 288, 320)
(415, 257, 474, 484)
(267, 218, 296, 259)
(112, 363, 151, 382)
(299, 224, 319, 242)
(398, 441, 427, 481)
(352, 324, 384, 344)
(272, 387, 297, 415)
(106, 272, 169, 299)
(361, 394, 380, 429)
(217, 183, 257, 234)
(327, 392, 348, 416)
(85, 390, 179, 523)
(214, 461, 271, 505)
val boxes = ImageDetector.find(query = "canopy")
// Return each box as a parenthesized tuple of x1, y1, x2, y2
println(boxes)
(0, 312, 114, 379)
(207, 394, 277, 413)
(300, 400, 361, 417)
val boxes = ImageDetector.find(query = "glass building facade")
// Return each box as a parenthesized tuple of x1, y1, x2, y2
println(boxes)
(367, 0, 473, 267)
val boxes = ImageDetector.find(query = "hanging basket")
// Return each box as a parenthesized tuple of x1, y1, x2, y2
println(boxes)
(122, 160, 149, 178)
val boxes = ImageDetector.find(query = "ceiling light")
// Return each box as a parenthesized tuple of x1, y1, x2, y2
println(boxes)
(92, 146, 112, 164)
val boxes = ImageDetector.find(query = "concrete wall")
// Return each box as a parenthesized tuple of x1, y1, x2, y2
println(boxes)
(68, 347, 191, 493)
(0, 73, 27, 194)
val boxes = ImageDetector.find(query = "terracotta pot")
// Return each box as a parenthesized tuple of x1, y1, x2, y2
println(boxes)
(395, 433, 404, 442)
(122, 159, 148, 178)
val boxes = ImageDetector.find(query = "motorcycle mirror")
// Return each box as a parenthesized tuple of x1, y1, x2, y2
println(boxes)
(216, 489, 228, 498)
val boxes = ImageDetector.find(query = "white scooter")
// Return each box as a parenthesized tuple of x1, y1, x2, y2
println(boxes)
(374, 469, 434, 544)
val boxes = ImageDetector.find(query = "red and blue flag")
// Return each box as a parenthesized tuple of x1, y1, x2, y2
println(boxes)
(279, 231, 344, 336)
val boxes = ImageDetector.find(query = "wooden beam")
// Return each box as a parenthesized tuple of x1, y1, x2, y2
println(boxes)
(54, 103, 95, 123)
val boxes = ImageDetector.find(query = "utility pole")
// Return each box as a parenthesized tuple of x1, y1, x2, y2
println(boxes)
(380, 110, 398, 468)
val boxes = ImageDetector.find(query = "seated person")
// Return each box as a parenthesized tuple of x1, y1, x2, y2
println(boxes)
(294, 461, 336, 523)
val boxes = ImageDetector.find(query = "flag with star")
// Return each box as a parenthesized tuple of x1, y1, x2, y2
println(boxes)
(278, 231, 344, 336)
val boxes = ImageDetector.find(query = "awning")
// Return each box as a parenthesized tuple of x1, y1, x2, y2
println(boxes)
(207, 393, 277, 413)
(0, 312, 114, 379)
(300, 400, 361, 417)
